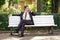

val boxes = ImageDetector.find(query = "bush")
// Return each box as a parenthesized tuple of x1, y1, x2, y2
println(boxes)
(54, 13, 60, 27)
(0, 14, 8, 31)
(0, 0, 5, 8)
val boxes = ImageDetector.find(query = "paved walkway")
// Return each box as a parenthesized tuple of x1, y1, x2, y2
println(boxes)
(0, 33, 60, 40)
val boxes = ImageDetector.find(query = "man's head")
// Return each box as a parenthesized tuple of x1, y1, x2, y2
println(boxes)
(24, 5, 30, 12)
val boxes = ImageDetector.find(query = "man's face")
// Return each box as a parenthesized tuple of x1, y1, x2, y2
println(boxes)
(25, 7, 30, 12)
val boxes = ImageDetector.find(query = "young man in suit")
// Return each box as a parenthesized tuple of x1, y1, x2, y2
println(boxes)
(9, 5, 36, 37)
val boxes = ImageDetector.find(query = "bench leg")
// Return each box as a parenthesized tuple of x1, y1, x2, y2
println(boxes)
(10, 27, 19, 36)
(51, 27, 53, 34)
(48, 26, 54, 34)
(10, 28, 13, 35)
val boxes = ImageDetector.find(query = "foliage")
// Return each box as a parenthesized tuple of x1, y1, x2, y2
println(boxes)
(0, 6, 21, 14)
(42, 0, 52, 13)
(0, 0, 60, 31)
(7, 6, 21, 14)
(54, 13, 60, 27)
(0, 14, 8, 31)
(12, 0, 18, 3)
(0, 0, 5, 8)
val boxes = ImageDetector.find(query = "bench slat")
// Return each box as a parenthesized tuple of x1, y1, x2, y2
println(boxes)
(8, 15, 57, 27)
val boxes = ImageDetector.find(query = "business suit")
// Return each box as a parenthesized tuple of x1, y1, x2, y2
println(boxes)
(12, 11, 36, 36)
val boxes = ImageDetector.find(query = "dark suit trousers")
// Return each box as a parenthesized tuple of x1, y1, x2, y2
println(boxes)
(16, 20, 33, 35)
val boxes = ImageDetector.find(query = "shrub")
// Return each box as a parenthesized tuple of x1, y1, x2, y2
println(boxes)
(0, 14, 8, 31)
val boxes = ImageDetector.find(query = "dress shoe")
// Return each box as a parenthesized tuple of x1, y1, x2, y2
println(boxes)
(18, 35, 24, 37)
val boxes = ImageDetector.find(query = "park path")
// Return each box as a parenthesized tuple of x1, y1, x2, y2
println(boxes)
(0, 33, 60, 40)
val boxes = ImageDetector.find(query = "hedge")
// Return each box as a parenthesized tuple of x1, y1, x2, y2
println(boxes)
(0, 14, 8, 31)
(54, 13, 60, 27)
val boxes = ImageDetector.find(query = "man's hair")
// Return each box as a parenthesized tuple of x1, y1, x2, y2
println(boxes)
(24, 5, 28, 9)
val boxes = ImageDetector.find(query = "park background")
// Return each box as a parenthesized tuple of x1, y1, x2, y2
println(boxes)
(0, 0, 60, 32)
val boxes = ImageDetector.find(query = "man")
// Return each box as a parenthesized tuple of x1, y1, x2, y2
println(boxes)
(9, 5, 36, 37)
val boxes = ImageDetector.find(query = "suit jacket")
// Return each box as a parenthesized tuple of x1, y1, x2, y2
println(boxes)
(12, 11, 36, 25)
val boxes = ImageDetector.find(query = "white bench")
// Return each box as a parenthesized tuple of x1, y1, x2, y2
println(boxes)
(8, 15, 57, 35)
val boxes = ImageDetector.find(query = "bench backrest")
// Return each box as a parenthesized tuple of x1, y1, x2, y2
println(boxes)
(8, 15, 56, 27)
(33, 15, 55, 26)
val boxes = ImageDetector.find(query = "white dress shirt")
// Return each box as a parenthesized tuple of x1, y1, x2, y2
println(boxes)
(23, 12, 31, 20)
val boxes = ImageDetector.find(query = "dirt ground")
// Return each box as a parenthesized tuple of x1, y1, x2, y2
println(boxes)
(0, 31, 60, 40)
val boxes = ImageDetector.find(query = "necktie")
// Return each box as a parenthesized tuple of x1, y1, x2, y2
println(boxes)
(25, 13, 27, 20)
